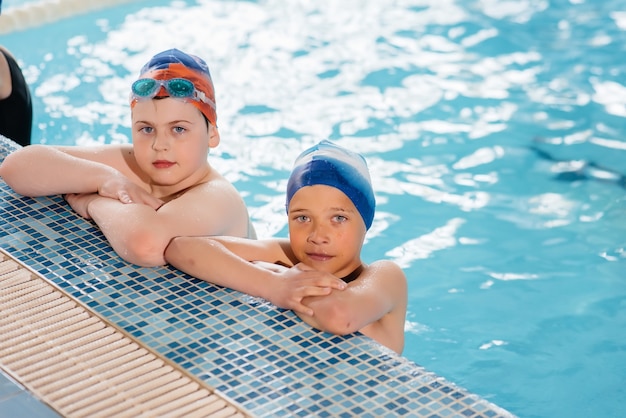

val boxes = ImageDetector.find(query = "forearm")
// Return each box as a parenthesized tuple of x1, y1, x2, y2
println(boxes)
(297, 292, 366, 335)
(0, 145, 119, 196)
(299, 263, 404, 336)
(165, 236, 276, 298)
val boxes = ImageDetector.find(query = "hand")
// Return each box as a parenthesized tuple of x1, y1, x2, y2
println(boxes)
(255, 262, 347, 316)
(64, 193, 100, 219)
(98, 175, 163, 210)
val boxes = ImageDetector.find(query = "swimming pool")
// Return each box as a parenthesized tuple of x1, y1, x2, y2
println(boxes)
(2, 0, 625, 417)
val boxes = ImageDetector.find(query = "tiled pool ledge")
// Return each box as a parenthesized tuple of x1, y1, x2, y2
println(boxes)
(0, 137, 515, 417)
(0, 249, 250, 417)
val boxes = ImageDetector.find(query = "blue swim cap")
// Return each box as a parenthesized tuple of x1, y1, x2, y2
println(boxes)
(286, 140, 376, 230)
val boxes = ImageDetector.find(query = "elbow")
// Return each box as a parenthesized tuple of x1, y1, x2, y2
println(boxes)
(120, 229, 170, 267)
(0, 152, 25, 193)
(312, 304, 360, 336)
(0, 147, 22, 174)
(1, 146, 47, 196)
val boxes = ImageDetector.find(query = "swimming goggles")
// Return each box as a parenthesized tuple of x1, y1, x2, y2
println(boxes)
(130, 78, 213, 106)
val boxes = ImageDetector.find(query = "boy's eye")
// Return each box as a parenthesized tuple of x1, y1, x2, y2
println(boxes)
(295, 215, 309, 222)
(140, 126, 154, 134)
(333, 215, 347, 222)
(173, 126, 186, 134)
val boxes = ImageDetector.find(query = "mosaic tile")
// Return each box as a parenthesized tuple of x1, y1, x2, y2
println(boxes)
(0, 137, 515, 417)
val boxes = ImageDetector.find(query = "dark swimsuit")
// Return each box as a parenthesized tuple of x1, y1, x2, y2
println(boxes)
(0, 49, 32, 147)
(340, 265, 363, 283)
(275, 261, 364, 283)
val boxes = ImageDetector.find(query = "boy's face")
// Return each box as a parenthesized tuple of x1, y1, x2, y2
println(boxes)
(288, 184, 366, 277)
(131, 97, 219, 188)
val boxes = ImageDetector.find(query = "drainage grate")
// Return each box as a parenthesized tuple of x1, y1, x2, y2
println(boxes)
(0, 249, 251, 418)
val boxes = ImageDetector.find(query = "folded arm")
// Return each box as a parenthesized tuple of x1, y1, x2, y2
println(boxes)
(68, 178, 253, 266)
(165, 236, 346, 315)
(296, 260, 407, 340)
(0, 145, 161, 208)
(0, 145, 122, 196)
(65, 194, 170, 266)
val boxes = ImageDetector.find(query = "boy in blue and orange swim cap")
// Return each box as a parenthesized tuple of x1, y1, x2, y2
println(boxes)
(1, 48, 256, 267)
(166, 140, 408, 354)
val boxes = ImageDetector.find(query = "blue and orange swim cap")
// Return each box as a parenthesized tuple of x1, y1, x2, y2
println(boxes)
(130, 48, 217, 126)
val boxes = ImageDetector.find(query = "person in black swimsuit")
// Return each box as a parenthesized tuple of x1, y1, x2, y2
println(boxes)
(0, 46, 32, 147)
(166, 140, 408, 354)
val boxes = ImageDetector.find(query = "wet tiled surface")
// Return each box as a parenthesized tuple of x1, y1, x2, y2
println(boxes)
(0, 137, 514, 417)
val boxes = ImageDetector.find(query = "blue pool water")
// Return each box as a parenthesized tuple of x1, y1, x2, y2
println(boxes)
(2, 0, 625, 417)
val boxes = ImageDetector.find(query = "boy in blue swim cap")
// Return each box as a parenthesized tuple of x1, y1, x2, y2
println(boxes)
(0, 48, 255, 267)
(166, 140, 407, 354)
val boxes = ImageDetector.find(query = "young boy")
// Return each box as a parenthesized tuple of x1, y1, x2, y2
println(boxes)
(165, 140, 407, 354)
(0, 48, 256, 266)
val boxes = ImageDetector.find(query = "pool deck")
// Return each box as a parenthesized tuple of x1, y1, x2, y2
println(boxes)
(0, 137, 515, 417)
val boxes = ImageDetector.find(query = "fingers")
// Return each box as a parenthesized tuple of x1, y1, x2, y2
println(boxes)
(118, 192, 133, 204)
(307, 273, 347, 290)
(274, 267, 348, 316)
(294, 264, 347, 289)
(302, 286, 333, 297)
(63, 193, 80, 206)
(291, 303, 314, 317)
(294, 262, 314, 271)
(275, 283, 332, 314)
(100, 176, 163, 209)
(331, 279, 347, 290)
(118, 190, 163, 209)
(63, 193, 91, 219)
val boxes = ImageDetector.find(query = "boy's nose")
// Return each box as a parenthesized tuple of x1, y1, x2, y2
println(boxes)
(152, 134, 170, 150)
(307, 224, 329, 244)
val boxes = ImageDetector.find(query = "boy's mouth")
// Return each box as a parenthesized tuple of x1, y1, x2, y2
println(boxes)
(153, 160, 175, 169)
(306, 252, 333, 262)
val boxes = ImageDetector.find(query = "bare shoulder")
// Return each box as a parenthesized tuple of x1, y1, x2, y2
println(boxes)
(177, 174, 242, 204)
(158, 177, 237, 213)
(0, 46, 12, 59)
(365, 259, 407, 283)
(361, 260, 408, 303)
(158, 172, 251, 237)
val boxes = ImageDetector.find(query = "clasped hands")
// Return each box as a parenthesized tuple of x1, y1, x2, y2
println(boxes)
(252, 261, 347, 317)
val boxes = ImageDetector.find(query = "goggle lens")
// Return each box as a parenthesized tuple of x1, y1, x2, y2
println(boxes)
(167, 79, 195, 97)
(131, 78, 196, 100)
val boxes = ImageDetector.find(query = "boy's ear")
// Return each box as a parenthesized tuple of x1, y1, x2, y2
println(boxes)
(209, 125, 220, 148)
